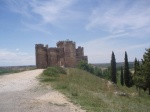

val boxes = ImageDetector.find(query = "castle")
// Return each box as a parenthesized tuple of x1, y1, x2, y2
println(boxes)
(35, 40, 88, 68)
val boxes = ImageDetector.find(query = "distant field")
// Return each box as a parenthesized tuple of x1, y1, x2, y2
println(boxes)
(39, 67, 150, 112)
(92, 62, 135, 69)
(0, 66, 36, 75)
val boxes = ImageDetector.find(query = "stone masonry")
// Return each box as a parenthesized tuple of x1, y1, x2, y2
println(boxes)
(35, 40, 88, 68)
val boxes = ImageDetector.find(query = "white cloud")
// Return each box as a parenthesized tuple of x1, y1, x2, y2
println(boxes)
(5, 0, 76, 23)
(4, 0, 32, 18)
(4, 0, 150, 35)
(3, 0, 78, 33)
(15, 48, 20, 51)
(86, 0, 150, 34)
(0, 49, 35, 66)
(22, 22, 51, 35)
(30, 0, 75, 23)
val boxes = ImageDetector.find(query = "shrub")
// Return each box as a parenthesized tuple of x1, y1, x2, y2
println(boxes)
(43, 66, 66, 77)
(77, 61, 94, 74)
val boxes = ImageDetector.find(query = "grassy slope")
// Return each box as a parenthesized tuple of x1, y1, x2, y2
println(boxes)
(40, 68, 150, 112)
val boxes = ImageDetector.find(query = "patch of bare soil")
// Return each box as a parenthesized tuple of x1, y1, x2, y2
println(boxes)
(0, 69, 85, 112)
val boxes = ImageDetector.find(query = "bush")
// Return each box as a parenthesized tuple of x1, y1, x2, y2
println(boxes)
(94, 67, 102, 77)
(43, 66, 66, 77)
(77, 61, 94, 74)
(101, 68, 111, 80)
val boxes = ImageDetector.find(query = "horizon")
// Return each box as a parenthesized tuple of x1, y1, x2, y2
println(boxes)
(0, 61, 136, 67)
(0, 0, 150, 66)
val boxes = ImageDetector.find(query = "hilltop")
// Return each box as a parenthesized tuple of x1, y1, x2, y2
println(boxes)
(39, 67, 150, 112)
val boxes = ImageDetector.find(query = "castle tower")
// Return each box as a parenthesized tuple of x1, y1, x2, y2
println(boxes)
(35, 44, 48, 68)
(57, 48, 65, 67)
(76, 46, 88, 64)
(76, 46, 84, 57)
(57, 40, 76, 67)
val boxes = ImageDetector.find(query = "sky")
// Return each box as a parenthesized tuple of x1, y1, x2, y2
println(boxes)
(0, 0, 150, 66)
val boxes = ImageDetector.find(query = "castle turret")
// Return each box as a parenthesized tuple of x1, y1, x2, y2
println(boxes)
(57, 40, 76, 67)
(76, 46, 88, 64)
(76, 46, 84, 57)
(35, 44, 48, 68)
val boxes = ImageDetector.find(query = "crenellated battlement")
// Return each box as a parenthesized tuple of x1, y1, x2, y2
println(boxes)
(35, 44, 44, 47)
(57, 40, 75, 46)
(77, 46, 83, 49)
(35, 44, 49, 50)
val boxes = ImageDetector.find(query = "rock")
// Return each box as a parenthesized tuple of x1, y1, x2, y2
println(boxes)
(114, 91, 128, 96)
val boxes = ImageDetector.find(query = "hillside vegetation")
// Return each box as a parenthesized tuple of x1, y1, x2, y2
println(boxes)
(39, 67, 150, 112)
(0, 66, 36, 75)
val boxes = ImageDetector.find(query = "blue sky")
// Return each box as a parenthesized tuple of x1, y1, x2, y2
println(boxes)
(0, 0, 150, 66)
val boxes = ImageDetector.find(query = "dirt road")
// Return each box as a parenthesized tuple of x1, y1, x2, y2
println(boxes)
(0, 69, 85, 112)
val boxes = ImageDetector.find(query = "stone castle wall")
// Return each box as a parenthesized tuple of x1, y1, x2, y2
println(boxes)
(35, 44, 48, 68)
(35, 40, 88, 68)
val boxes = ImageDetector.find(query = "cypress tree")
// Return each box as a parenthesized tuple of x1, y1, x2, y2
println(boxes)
(134, 58, 138, 75)
(142, 48, 150, 95)
(120, 67, 124, 86)
(133, 58, 145, 95)
(111, 51, 117, 84)
(124, 51, 130, 87)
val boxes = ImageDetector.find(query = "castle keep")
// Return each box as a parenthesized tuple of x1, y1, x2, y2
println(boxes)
(35, 40, 88, 68)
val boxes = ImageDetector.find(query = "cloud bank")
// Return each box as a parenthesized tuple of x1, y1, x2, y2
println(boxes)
(0, 49, 35, 66)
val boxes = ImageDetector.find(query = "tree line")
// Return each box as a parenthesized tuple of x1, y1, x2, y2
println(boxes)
(78, 48, 150, 95)
(109, 49, 150, 95)
(77, 61, 110, 79)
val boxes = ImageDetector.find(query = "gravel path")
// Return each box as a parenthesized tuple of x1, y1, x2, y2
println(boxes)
(0, 69, 85, 112)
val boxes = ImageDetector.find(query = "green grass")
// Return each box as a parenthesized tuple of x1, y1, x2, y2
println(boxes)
(43, 66, 66, 76)
(0, 68, 18, 75)
(39, 67, 150, 112)
(39, 66, 67, 82)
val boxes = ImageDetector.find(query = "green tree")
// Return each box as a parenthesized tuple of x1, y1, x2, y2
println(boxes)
(133, 59, 145, 95)
(78, 61, 94, 74)
(111, 51, 117, 84)
(78, 61, 89, 70)
(88, 64, 94, 74)
(120, 67, 124, 86)
(134, 58, 140, 74)
(134, 58, 138, 74)
(124, 51, 130, 87)
(94, 67, 102, 77)
(142, 48, 150, 95)
(102, 68, 111, 80)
